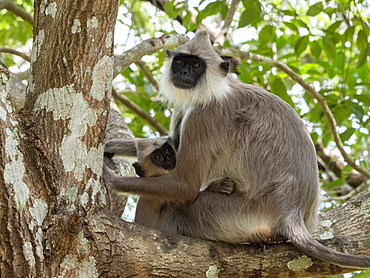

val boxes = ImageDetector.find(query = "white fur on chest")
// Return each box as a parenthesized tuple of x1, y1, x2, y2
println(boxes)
(159, 60, 231, 111)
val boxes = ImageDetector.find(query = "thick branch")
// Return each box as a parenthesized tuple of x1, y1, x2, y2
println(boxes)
(0, 0, 34, 25)
(90, 208, 370, 277)
(112, 89, 169, 135)
(220, 47, 370, 180)
(0, 48, 31, 62)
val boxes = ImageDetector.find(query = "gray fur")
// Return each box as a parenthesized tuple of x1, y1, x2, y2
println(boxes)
(103, 30, 370, 268)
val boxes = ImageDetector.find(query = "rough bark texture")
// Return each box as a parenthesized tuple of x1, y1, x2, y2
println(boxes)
(1, 0, 119, 277)
(1, 1, 370, 277)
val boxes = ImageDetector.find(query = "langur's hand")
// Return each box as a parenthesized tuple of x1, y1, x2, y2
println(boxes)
(102, 165, 124, 192)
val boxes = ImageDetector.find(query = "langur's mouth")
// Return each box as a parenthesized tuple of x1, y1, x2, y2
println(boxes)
(173, 82, 193, 89)
(172, 78, 196, 89)
(164, 161, 176, 170)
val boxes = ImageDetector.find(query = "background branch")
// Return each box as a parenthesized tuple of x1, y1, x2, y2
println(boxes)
(0, 48, 31, 62)
(214, 0, 240, 46)
(135, 60, 159, 89)
(112, 89, 169, 135)
(315, 141, 343, 178)
(0, 0, 34, 25)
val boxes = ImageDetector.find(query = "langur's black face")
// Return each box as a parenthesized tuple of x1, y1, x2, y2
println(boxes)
(150, 142, 176, 170)
(132, 142, 176, 178)
(168, 51, 207, 89)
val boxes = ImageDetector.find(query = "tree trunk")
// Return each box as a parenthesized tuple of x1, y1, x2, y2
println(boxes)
(1, 1, 369, 277)
(1, 0, 118, 276)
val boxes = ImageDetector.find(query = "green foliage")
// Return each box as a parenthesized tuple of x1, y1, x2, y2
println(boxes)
(0, 0, 33, 44)
(239, 0, 262, 28)
(3, 0, 370, 275)
(0, 0, 33, 65)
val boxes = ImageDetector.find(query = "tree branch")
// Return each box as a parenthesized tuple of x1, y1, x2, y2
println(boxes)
(112, 89, 169, 135)
(321, 182, 368, 202)
(214, 0, 240, 46)
(135, 60, 159, 89)
(114, 34, 188, 77)
(315, 140, 343, 178)
(219, 47, 370, 180)
(0, 0, 34, 25)
(0, 48, 31, 62)
(91, 205, 370, 277)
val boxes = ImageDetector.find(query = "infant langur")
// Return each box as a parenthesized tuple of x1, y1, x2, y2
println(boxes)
(105, 137, 235, 232)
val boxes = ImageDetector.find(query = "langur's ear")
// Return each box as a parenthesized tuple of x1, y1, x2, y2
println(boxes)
(220, 62, 229, 76)
(166, 50, 175, 57)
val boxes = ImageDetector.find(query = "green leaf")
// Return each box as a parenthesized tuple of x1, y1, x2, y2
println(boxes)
(306, 2, 323, 16)
(310, 132, 319, 144)
(259, 25, 274, 45)
(296, 19, 309, 30)
(332, 105, 350, 125)
(328, 178, 345, 189)
(310, 41, 322, 58)
(355, 94, 370, 106)
(239, 0, 262, 28)
(356, 50, 368, 68)
(281, 9, 296, 16)
(322, 37, 336, 60)
(239, 10, 254, 28)
(197, 1, 224, 23)
(343, 26, 355, 42)
(283, 22, 299, 33)
(322, 125, 332, 146)
(202, 1, 225, 18)
(340, 127, 355, 142)
(348, 101, 365, 120)
(324, 7, 336, 17)
(326, 21, 342, 33)
(294, 36, 309, 56)
(356, 30, 368, 52)
(220, 3, 229, 19)
(163, 1, 178, 19)
(270, 77, 294, 107)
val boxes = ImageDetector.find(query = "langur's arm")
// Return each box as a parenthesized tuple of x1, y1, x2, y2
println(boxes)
(104, 139, 137, 158)
(103, 127, 212, 203)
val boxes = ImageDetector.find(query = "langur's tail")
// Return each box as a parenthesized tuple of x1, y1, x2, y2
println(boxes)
(286, 216, 370, 268)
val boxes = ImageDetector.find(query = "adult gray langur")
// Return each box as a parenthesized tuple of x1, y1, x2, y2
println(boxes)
(103, 30, 370, 268)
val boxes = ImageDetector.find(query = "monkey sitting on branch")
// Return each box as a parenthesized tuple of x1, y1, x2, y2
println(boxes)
(104, 30, 370, 268)
(105, 137, 235, 231)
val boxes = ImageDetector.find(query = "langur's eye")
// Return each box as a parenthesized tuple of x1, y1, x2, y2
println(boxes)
(154, 154, 162, 160)
(165, 147, 171, 153)
(193, 62, 200, 68)
(175, 59, 182, 64)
